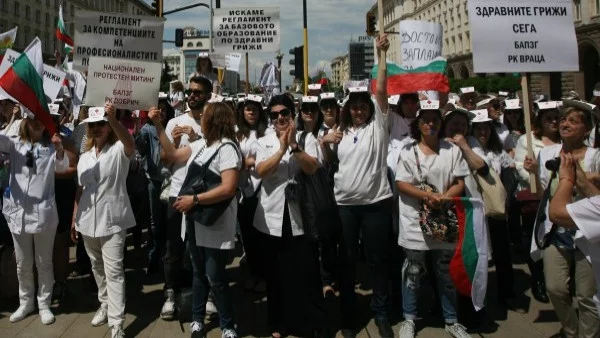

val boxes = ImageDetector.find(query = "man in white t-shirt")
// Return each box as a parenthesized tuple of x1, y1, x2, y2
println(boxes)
(160, 75, 211, 320)
(550, 153, 600, 318)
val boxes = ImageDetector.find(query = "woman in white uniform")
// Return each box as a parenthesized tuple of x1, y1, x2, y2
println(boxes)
(4, 112, 67, 325)
(468, 109, 517, 306)
(395, 101, 472, 338)
(149, 102, 241, 338)
(531, 101, 600, 338)
(71, 103, 136, 338)
(236, 94, 269, 292)
(254, 94, 323, 338)
(516, 101, 561, 303)
(322, 35, 393, 338)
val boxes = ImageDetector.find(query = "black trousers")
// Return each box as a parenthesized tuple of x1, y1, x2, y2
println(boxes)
(237, 195, 264, 278)
(164, 197, 185, 292)
(488, 217, 515, 299)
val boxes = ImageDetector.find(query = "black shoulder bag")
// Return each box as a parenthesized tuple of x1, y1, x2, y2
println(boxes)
(179, 142, 238, 226)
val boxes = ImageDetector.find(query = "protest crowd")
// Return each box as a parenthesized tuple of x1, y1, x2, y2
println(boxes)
(3, 3, 600, 338)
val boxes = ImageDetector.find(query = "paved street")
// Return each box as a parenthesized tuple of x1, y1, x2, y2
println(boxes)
(0, 240, 563, 338)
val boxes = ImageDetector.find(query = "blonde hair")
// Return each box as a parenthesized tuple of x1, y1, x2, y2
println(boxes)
(83, 123, 118, 152)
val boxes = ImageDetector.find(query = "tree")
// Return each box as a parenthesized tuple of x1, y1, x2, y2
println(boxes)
(160, 60, 174, 92)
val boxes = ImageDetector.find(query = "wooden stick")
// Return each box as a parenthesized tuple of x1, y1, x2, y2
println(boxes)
(522, 74, 538, 194)
(377, 0, 386, 71)
(245, 53, 249, 95)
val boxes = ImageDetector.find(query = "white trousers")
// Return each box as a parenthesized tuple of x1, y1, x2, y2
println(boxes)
(83, 231, 126, 327)
(11, 229, 56, 310)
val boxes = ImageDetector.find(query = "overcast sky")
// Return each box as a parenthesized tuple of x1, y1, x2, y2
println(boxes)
(146, 0, 374, 88)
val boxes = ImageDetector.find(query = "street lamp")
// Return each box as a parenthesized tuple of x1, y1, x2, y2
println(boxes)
(275, 51, 283, 93)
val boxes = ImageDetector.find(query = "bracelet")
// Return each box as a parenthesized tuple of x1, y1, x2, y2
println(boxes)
(559, 176, 575, 185)
(193, 194, 199, 205)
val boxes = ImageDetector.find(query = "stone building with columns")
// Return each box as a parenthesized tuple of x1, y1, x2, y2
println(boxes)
(368, 0, 600, 100)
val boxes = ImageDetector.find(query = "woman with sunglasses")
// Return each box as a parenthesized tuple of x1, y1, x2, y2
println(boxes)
(395, 101, 472, 338)
(319, 93, 339, 133)
(529, 101, 600, 338)
(253, 94, 324, 338)
(236, 94, 269, 293)
(71, 103, 136, 338)
(320, 35, 393, 338)
(149, 102, 241, 338)
(2, 111, 67, 325)
(514, 101, 561, 303)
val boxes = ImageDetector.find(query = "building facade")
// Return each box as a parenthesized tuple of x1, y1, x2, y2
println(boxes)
(164, 53, 181, 81)
(348, 36, 375, 81)
(330, 54, 349, 89)
(1, 0, 153, 60)
(371, 0, 600, 100)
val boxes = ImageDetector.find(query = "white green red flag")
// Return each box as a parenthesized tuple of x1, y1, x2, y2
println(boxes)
(0, 38, 57, 135)
(371, 56, 450, 95)
(56, 5, 74, 47)
(0, 27, 18, 63)
(449, 197, 488, 311)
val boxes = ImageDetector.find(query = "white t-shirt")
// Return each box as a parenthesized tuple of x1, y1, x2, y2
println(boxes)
(181, 138, 241, 250)
(253, 131, 320, 237)
(395, 140, 470, 250)
(238, 129, 272, 198)
(566, 196, 600, 314)
(389, 113, 411, 142)
(468, 136, 514, 174)
(514, 135, 547, 189)
(76, 141, 136, 237)
(334, 98, 392, 205)
(495, 122, 515, 151)
(0, 119, 22, 137)
(166, 113, 203, 197)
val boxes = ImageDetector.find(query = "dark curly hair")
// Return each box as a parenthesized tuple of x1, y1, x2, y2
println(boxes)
(339, 93, 374, 132)
(470, 121, 503, 154)
(236, 100, 268, 141)
(410, 110, 442, 141)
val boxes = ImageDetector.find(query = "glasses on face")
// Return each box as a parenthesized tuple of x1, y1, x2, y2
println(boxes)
(301, 106, 319, 114)
(269, 108, 292, 120)
(88, 121, 108, 128)
(25, 150, 33, 168)
(321, 103, 337, 111)
(188, 89, 208, 97)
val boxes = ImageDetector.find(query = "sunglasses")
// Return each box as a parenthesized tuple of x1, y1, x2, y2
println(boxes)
(26, 150, 34, 168)
(269, 109, 292, 120)
(301, 106, 319, 114)
(187, 89, 208, 96)
(321, 103, 338, 110)
(88, 121, 108, 128)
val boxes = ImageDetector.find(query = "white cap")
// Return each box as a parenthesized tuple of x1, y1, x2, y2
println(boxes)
(594, 90, 600, 97)
(448, 98, 457, 105)
(498, 91, 509, 97)
(562, 99, 597, 112)
(81, 107, 108, 123)
(308, 84, 322, 91)
(347, 86, 369, 94)
(48, 104, 61, 116)
(460, 87, 475, 94)
(208, 94, 225, 103)
(416, 100, 441, 116)
(319, 92, 336, 100)
(301, 96, 319, 103)
(445, 106, 476, 119)
(388, 95, 400, 106)
(158, 92, 168, 99)
(246, 94, 263, 104)
(476, 98, 492, 107)
(198, 52, 210, 58)
(536, 101, 560, 110)
(471, 109, 492, 123)
(504, 99, 522, 110)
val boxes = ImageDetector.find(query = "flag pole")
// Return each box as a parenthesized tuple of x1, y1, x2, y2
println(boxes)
(245, 53, 249, 95)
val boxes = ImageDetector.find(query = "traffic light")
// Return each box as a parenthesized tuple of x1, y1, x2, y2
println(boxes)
(366, 13, 377, 36)
(289, 46, 304, 80)
(151, 0, 163, 17)
(175, 29, 184, 47)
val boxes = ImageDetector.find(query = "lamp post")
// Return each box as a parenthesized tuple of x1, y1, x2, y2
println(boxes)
(276, 51, 283, 93)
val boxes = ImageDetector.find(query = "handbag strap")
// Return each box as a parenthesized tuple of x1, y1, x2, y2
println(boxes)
(299, 131, 308, 150)
(194, 141, 238, 169)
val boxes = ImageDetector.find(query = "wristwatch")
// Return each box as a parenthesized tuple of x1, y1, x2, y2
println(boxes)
(193, 194, 200, 205)
(289, 143, 302, 154)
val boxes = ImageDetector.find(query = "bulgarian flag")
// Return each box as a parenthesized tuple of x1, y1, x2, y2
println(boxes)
(371, 57, 450, 95)
(56, 5, 74, 47)
(449, 197, 488, 311)
(0, 27, 18, 63)
(0, 38, 57, 135)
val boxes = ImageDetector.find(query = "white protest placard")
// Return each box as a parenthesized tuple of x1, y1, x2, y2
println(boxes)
(399, 20, 443, 69)
(211, 53, 226, 69)
(225, 53, 242, 72)
(213, 7, 280, 53)
(467, 0, 578, 73)
(86, 57, 161, 110)
(0, 49, 66, 100)
(73, 11, 164, 71)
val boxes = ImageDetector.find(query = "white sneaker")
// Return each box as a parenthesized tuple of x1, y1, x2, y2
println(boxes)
(445, 323, 471, 338)
(91, 305, 108, 326)
(39, 309, 55, 325)
(111, 325, 126, 338)
(9, 304, 35, 323)
(221, 328, 238, 338)
(398, 320, 416, 338)
(160, 289, 176, 320)
(206, 300, 218, 315)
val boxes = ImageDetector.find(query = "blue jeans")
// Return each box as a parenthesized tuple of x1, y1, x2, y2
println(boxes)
(190, 244, 235, 329)
(147, 179, 166, 263)
(402, 249, 457, 323)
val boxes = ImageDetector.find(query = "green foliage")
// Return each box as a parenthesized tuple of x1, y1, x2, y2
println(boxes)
(449, 75, 521, 94)
(160, 60, 174, 92)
